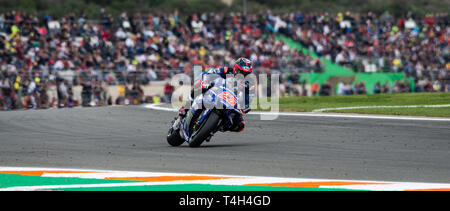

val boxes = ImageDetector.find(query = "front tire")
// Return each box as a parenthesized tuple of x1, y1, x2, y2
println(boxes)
(188, 111, 220, 147)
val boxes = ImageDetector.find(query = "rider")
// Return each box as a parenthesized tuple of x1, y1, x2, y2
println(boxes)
(178, 57, 254, 132)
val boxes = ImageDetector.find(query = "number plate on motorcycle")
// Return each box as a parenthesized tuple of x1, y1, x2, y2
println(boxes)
(218, 91, 236, 106)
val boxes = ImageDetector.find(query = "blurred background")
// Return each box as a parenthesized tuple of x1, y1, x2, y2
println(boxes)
(0, 0, 448, 110)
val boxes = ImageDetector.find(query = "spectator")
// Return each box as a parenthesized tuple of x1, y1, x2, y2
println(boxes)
(337, 82, 345, 96)
(354, 82, 367, 94)
(374, 82, 381, 94)
(163, 82, 174, 103)
(382, 81, 391, 93)
(319, 82, 332, 96)
(81, 80, 92, 107)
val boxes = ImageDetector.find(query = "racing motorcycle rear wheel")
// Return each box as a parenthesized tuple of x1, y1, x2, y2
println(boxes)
(188, 111, 220, 147)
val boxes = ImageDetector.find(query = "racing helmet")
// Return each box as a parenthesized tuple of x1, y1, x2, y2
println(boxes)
(233, 57, 253, 77)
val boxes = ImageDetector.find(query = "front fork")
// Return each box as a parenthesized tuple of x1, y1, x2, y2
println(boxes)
(181, 106, 206, 143)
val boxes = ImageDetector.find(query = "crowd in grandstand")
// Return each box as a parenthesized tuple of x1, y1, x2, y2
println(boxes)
(288, 11, 449, 81)
(0, 9, 448, 110)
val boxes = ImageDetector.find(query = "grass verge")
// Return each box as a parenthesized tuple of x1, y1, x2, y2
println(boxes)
(257, 92, 450, 117)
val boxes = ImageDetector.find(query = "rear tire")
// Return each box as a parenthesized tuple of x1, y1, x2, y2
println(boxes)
(167, 127, 184, 147)
(188, 111, 220, 147)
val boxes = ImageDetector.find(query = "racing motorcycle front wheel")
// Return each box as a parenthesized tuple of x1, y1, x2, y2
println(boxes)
(188, 110, 221, 147)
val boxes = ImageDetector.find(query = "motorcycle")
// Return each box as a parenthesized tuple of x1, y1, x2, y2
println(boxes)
(167, 77, 244, 147)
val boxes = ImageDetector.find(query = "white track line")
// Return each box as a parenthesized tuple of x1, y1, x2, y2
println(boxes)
(312, 104, 450, 112)
(144, 104, 450, 121)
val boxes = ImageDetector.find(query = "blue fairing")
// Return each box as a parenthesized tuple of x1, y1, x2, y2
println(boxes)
(179, 77, 243, 143)
(198, 109, 212, 124)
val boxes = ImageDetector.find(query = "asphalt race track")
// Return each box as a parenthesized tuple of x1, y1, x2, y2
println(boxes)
(0, 106, 449, 183)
